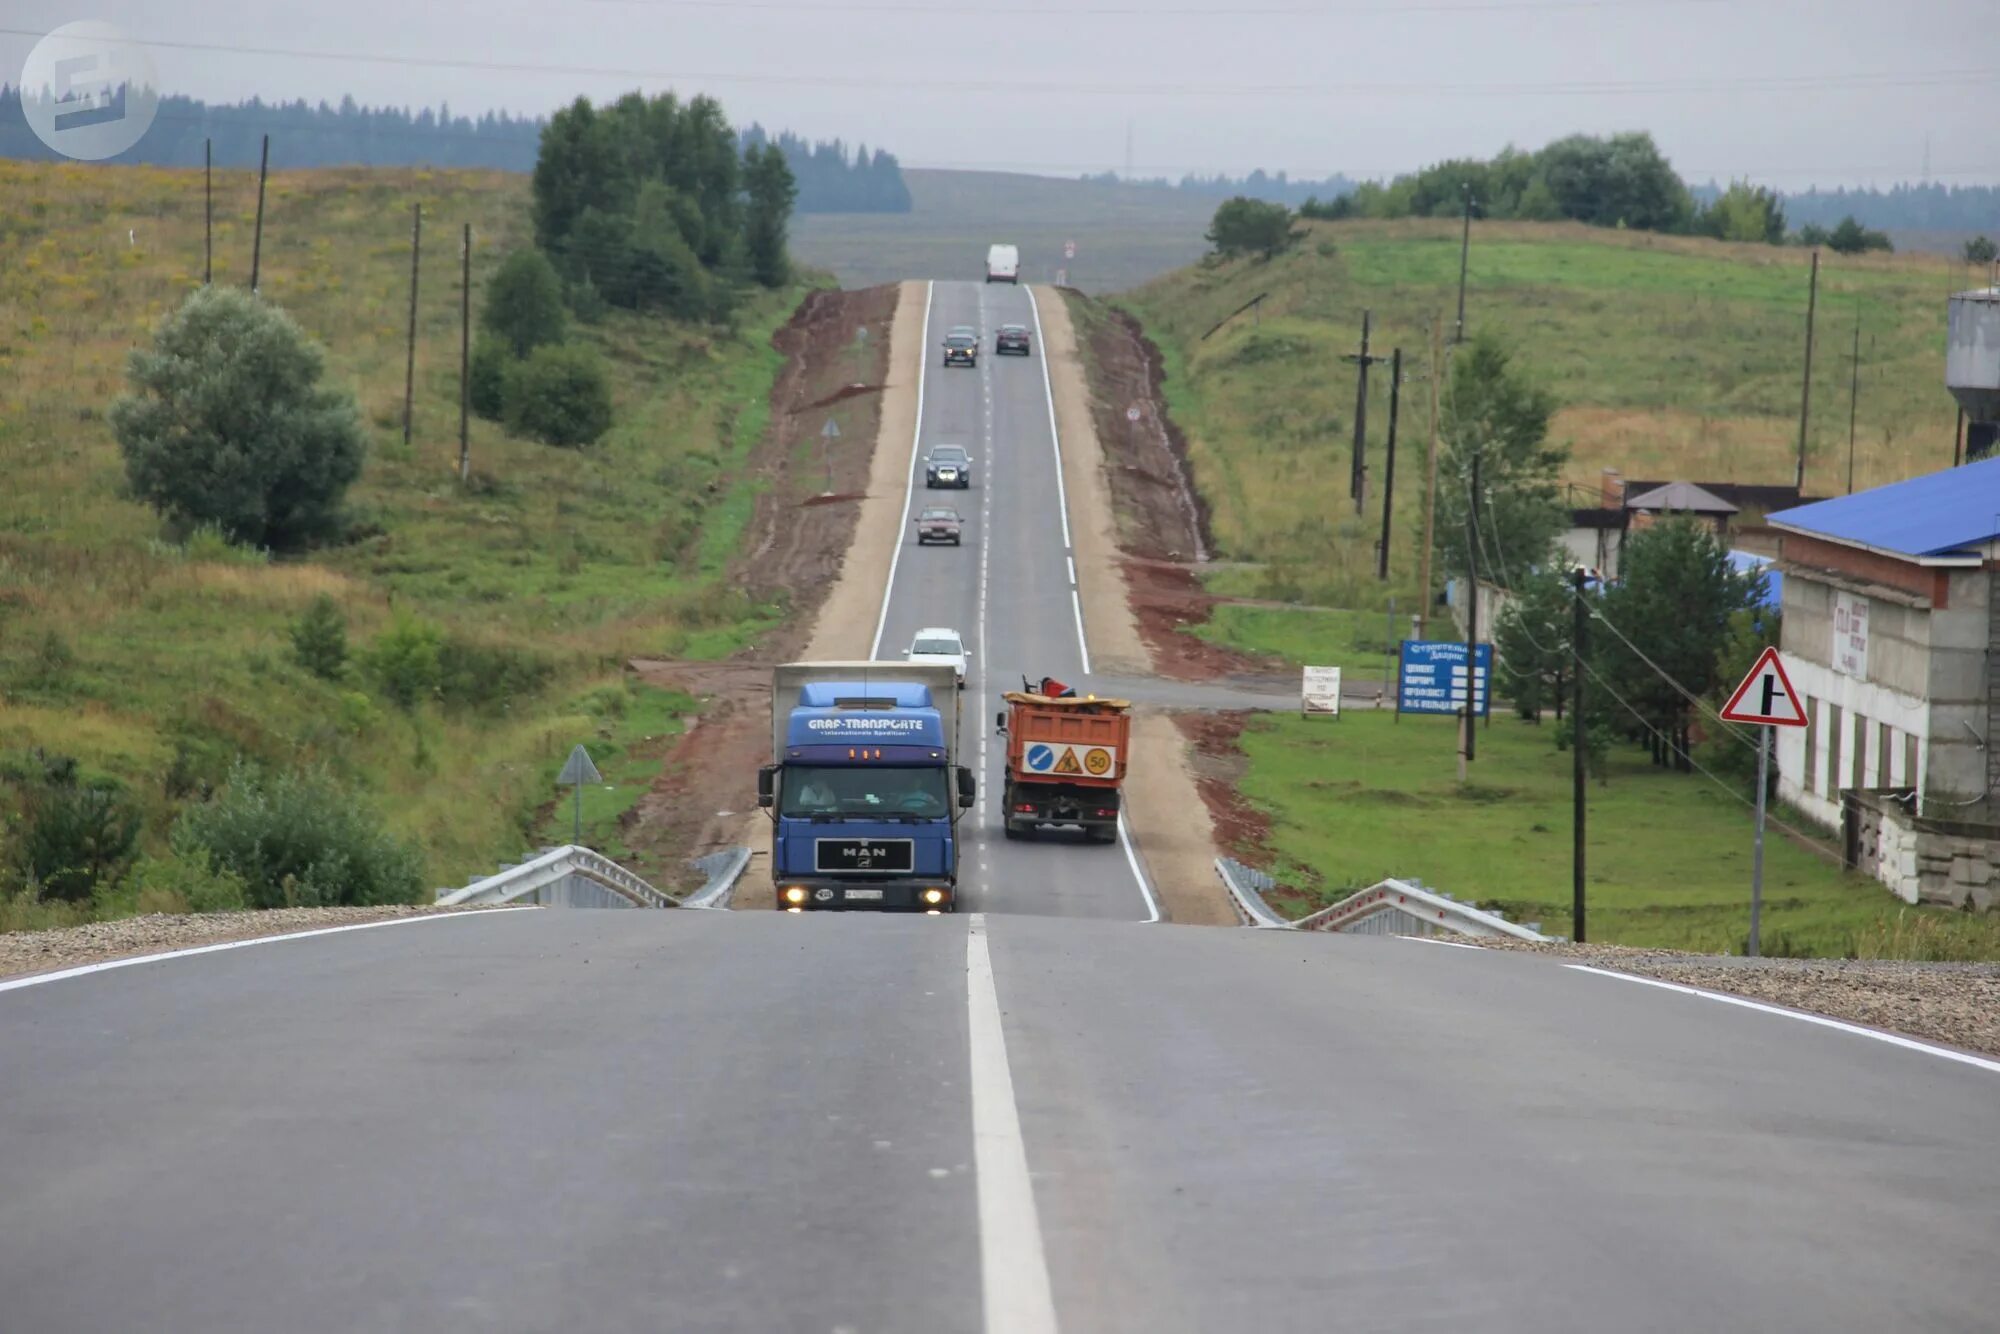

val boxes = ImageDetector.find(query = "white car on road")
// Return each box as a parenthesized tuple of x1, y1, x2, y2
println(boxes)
(905, 627, 968, 689)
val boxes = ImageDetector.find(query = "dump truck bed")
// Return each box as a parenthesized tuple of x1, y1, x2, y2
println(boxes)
(1002, 692, 1132, 788)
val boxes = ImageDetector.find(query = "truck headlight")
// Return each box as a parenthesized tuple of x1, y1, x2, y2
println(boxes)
(783, 886, 808, 905)
(923, 888, 946, 905)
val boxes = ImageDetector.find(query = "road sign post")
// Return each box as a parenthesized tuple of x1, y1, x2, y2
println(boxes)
(1719, 646, 1808, 956)
(557, 744, 604, 846)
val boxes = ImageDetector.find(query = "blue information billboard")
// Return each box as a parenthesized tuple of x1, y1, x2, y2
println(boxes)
(1397, 641, 1492, 717)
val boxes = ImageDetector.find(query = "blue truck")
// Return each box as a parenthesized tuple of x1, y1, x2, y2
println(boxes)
(758, 662, 973, 912)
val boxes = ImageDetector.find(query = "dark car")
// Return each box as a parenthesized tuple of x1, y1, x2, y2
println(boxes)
(940, 334, 980, 370)
(916, 506, 963, 545)
(996, 324, 1033, 356)
(925, 444, 972, 489)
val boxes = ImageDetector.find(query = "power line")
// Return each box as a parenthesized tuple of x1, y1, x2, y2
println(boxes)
(5, 28, 1995, 100)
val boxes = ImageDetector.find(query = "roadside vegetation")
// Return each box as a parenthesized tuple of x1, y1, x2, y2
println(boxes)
(0, 142, 811, 931)
(1240, 710, 2000, 959)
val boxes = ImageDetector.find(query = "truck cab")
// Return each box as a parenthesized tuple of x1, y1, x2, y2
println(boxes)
(760, 670, 974, 911)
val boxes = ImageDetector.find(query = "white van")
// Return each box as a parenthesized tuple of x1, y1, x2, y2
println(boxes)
(985, 244, 1020, 284)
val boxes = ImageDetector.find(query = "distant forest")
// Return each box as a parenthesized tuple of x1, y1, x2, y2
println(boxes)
(1091, 165, 1998, 235)
(0, 87, 912, 214)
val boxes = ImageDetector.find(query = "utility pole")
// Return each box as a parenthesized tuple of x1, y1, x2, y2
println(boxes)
(203, 138, 212, 285)
(1454, 187, 1474, 344)
(458, 223, 471, 483)
(1344, 310, 1387, 514)
(1571, 565, 1587, 943)
(1795, 248, 1820, 491)
(1377, 347, 1402, 581)
(1462, 451, 1481, 773)
(1418, 317, 1443, 639)
(1846, 302, 1861, 494)
(402, 203, 422, 454)
(248, 134, 270, 293)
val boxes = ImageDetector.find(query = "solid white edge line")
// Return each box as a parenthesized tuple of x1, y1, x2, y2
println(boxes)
(1400, 935, 1484, 950)
(1069, 590, 1092, 676)
(1023, 285, 1089, 676)
(870, 279, 935, 660)
(0, 907, 536, 996)
(966, 913, 1061, 1334)
(1116, 815, 1163, 924)
(1565, 964, 2000, 1076)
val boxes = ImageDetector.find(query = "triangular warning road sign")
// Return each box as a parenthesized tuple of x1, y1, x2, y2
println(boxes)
(1719, 647, 1807, 727)
(558, 744, 603, 786)
(1052, 747, 1084, 775)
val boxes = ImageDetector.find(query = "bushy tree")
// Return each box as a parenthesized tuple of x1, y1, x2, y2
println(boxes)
(469, 334, 511, 420)
(289, 593, 348, 680)
(110, 286, 366, 551)
(744, 141, 798, 287)
(1537, 132, 1692, 232)
(504, 343, 614, 447)
(1206, 197, 1298, 258)
(1965, 235, 1998, 264)
(171, 763, 424, 909)
(1433, 335, 1568, 589)
(1699, 181, 1787, 245)
(1599, 518, 1762, 771)
(482, 249, 568, 358)
(1494, 567, 1574, 721)
(7, 753, 140, 903)
(1828, 215, 1893, 254)
(362, 615, 444, 711)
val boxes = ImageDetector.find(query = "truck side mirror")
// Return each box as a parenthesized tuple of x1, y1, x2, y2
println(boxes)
(995, 711, 1007, 732)
(957, 766, 976, 809)
(756, 765, 776, 808)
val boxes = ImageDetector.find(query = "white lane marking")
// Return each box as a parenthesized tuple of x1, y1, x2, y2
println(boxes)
(870, 279, 935, 660)
(1068, 591, 1092, 675)
(1399, 935, 1485, 950)
(1115, 815, 1163, 924)
(1566, 964, 2000, 1076)
(966, 913, 1061, 1334)
(1023, 286, 1090, 674)
(0, 908, 535, 995)
(1065, 556, 1075, 586)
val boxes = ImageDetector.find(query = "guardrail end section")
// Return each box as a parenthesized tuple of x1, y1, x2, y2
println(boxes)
(681, 846, 752, 910)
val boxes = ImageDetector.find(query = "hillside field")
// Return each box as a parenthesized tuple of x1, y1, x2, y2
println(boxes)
(791, 168, 1214, 294)
(0, 158, 820, 916)
(1120, 217, 1982, 611)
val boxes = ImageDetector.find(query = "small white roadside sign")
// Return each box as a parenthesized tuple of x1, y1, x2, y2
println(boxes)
(1302, 665, 1342, 718)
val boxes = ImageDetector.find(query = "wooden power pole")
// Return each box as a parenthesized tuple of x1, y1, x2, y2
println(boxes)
(1795, 248, 1820, 491)
(1417, 317, 1444, 640)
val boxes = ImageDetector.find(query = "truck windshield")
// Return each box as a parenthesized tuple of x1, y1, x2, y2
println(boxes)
(781, 765, 949, 819)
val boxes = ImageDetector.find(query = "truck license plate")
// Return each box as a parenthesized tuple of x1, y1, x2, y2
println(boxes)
(843, 889, 884, 901)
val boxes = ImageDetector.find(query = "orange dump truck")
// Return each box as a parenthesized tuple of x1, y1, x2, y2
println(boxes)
(996, 679, 1131, 843)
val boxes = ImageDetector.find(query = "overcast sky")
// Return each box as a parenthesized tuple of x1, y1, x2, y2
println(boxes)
(6, 0, 1998, 186)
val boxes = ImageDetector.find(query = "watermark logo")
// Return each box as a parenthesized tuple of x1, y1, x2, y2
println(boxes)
(18, 20, 160, 161)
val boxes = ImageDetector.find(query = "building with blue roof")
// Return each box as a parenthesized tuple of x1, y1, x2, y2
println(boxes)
(1765, 460, 2000, 910)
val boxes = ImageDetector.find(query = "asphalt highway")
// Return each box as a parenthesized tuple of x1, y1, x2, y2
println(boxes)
(3, 282, 1996, 1333)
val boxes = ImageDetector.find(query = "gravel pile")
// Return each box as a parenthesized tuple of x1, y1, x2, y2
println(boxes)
(1473, 936, 2000, 1058)
(0, 905, 503, 982)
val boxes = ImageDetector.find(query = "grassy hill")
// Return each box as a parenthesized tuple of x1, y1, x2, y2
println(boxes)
(1121, 217, 1975, 609)
(0, 159, 810, 919)
(790, 168, 1214, 293)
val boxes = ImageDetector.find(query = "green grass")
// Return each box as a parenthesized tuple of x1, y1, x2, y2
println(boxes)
(1239, 710, 2000, 958)
(1118, 217, 1978, 611)
(791, 169, 1215, 294)
(1191, 603, 1406, 671)
(532, 682, 695, 880)
(0, 159, 813, 910)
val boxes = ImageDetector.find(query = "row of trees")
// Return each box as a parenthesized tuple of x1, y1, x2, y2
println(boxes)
(531, 92, 796, 319)
(0, 87, 910, 213)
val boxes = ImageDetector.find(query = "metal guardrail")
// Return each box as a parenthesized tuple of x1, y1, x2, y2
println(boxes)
(1215, 859, 1550, 942)
(680, 847, 752, 910)
(436, 845, 680, 909)
(1215, 857, 1294, 929)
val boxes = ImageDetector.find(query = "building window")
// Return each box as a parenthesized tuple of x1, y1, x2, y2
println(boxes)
(1828, 704, 1843, 795)
(1879, 722, 1893, 786)
(1905, 733, 1920, 793)
(1803, 697, 1818, 794)
(1852, 712, 1867, 790)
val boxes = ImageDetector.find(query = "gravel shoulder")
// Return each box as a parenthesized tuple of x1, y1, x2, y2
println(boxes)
(0, 906, 505, 982)
(1470, 936, 2000, 1059)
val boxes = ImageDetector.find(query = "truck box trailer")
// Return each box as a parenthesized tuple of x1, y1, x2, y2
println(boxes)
(996, 684, 1130, 842)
